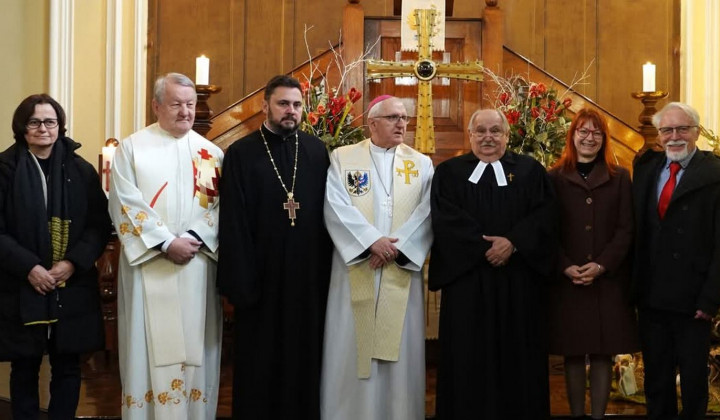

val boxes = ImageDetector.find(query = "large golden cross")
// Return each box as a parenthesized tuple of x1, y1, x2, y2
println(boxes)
(366, 9, 483, 154)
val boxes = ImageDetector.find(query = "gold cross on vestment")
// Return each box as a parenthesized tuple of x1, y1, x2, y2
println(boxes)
(396, 160, 419, 184)
(366, 8, 484, 154)
(283, 193, 300, 226)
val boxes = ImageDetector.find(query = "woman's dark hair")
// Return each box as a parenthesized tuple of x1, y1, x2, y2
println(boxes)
(12, 94, 67, 144)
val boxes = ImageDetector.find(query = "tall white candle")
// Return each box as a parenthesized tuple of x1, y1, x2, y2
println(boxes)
(196, 55, 210, 85)
(642, 62, 656, 92)
(101, 146, 116, 192)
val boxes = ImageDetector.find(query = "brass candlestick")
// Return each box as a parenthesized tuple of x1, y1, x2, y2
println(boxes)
(631, 90, 669, 154)
(194, 84, 222, 137)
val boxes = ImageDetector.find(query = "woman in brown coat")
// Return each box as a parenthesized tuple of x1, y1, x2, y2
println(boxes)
(548, 108, 639, 420)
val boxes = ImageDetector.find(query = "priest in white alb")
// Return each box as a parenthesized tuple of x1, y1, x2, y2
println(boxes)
(321, 95, 433, 420)
(109, 73, 223, 420)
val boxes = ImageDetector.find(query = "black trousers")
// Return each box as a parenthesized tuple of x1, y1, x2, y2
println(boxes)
(9, 346, 81, 420)
(639, 308, 711, 420)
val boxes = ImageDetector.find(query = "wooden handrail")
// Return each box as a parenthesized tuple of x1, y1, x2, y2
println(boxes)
(206, 47, 342, 150)
(503, 46, 644, 171)
(205, 31, 643, 172)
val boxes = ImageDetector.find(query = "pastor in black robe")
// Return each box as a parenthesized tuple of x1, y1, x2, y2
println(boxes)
(428, 151, 557, 420)
(217, 124, 332, 419)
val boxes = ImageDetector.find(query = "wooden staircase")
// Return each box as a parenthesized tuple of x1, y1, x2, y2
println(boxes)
(205, 48, 343, 151)
(503, 46, 645, 171)
(205, 45, 645, 171)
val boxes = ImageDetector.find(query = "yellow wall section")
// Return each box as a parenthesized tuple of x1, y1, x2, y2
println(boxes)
(0, 0, 49, 152)
(121, 0, 139, 141)
(72, 0, 107, 165)
(0, 0, 140, 169)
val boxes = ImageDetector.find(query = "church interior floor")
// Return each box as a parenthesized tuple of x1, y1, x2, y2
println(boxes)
(0, 351, 713, 419)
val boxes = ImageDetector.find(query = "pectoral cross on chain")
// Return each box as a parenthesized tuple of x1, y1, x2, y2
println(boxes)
(283, 193, 300, 226)
(382, 196, 393, 218)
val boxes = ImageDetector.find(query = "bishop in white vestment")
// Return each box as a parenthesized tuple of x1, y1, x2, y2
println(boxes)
(109, 73, 223, 420)
(321, 96, 433, 420)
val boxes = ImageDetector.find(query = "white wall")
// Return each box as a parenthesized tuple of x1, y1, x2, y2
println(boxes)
(681, 0, 720, 149)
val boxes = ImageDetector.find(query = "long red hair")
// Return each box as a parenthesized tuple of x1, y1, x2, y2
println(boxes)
(553, 108, 617, 176)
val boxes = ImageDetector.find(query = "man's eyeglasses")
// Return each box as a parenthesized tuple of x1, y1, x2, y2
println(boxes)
(576, 128, 603, 139)
(658, 125, 697, 136)
(375, 115, 409, 124)
(470, 128, 505, 138)
(26, 119, 59, 129)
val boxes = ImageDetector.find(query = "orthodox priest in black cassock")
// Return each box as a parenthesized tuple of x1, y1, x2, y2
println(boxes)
(217, 75, 332, 419)
(428, 109, 557, 420)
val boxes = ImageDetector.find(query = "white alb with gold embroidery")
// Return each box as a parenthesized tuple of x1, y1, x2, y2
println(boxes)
(322, 138, 434, 420)
(109, 123, 223, 420)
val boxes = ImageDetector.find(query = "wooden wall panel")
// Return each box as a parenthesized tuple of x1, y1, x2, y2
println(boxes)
(149, 0, 391, 118)
(499, 0, 679, 129)
(544, 0, 598, 99)
(244, 0, 286, 92)
(293, 0, 344, 61)
(502, 0, 545, 66)
(231, 1, 246, 101)
(148, 0, 238, 122)
(597, 0, 679, 125)
(147, 0, 680, 132)
(452, 1, 483, 18)
(361, 0, 396, 17)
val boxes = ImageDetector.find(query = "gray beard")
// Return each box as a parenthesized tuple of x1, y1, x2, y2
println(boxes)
(665, 142, 689, 162)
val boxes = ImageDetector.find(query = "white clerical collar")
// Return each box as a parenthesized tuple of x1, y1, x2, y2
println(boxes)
(468, 160, 507, 186)
(369, 141, 397, 153)
(155, 123, 190, 140)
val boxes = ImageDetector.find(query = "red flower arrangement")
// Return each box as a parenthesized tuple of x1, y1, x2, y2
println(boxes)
(297, 25, 374, 151)
(301, 81, 365, 151)
(486, 71, 575, 167)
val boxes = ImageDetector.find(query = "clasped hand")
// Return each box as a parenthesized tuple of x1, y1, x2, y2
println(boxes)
(166, 237, 202, 264)
(564, 262, 604, 286)
(28, 260, 75, 295)
(483, 235, 513, 267)
(368, 237, 399, 270)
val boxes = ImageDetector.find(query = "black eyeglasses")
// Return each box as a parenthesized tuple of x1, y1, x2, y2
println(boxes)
(658, 125, 697, 136)
(26, 119, 59, 129)
(374, 115, 409, 124)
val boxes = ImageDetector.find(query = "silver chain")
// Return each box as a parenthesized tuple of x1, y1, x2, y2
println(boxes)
(260, 128, 299, 198)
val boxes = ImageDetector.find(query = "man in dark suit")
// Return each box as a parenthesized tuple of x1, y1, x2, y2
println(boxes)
(633, 102, 720, 420)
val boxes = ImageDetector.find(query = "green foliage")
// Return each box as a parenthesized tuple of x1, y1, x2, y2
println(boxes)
(493, 74, 572, 167)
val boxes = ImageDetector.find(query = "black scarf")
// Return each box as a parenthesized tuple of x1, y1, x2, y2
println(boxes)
(13, 138, 71, 325)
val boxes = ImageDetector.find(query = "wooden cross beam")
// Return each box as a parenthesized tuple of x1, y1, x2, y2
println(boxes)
(366, 8, 483, 154)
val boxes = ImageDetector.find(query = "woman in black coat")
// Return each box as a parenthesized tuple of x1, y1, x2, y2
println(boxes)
(0, 94, 111, 419)
(548, 108, 639, 420)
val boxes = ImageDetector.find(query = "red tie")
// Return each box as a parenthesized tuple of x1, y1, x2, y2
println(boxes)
(658, 162, 681, 219)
